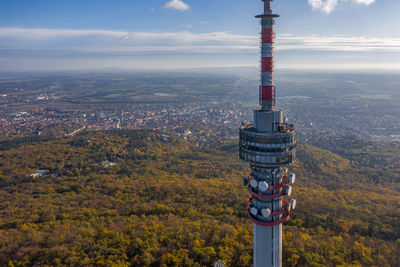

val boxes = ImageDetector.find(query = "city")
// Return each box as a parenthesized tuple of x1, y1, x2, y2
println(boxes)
(1, 72, 398, 169)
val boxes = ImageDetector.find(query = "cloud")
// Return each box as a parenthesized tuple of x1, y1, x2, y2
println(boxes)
(1, 28, 400, 54)
(308, 0, 338, 14)
(308, 0, 375, 14)
(163, 0, 190, 11)
(0, 27, 124, 39)
(277, 34, 400, 52)
(352, 0, 375, 4)
(1, 27, 400, 71)
(180, 24, 192, 29)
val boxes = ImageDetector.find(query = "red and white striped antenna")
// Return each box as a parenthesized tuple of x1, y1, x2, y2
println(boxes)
(257, 0, 279, 111)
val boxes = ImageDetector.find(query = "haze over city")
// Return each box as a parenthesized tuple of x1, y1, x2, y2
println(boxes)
(1, 0, 400, 71)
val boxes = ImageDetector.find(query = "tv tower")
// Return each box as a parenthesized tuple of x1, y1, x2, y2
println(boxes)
(239, 1, 297, 267)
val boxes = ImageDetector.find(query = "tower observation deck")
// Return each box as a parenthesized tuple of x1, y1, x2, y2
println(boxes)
(239, 1, 297, 266)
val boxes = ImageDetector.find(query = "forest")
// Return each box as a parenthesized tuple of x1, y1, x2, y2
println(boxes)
(0, 130, 399, 266)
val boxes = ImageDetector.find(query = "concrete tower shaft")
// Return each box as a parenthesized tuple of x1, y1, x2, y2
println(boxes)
(239, 1, 297, 267)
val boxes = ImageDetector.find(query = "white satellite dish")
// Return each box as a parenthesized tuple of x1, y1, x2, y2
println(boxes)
(250, 179, 258, 188)
(285, 186, 292, 197)
(250, 207, 258, 216)
(261, 208, 271, 217)
(286, 204, 291, 212)
(289, 173, 296, 184)
(258, 181, 269, 192)
(291, 199, 297, 210)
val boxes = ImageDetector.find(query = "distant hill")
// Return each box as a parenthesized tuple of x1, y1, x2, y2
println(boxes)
(0, 130, 399, 266)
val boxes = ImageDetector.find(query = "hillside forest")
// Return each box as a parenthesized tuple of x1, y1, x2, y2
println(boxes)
(0, 130, 399, 266)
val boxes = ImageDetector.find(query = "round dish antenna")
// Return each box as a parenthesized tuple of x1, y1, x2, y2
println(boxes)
(250, 179, 258, 188)
(285, 186, 292, 197)
(258, 181, 269, 192)
(291, 199, 297, 210)
(261, 208, 271, 217)
(289, 173, 296, 184)
(250, 207, 259, 216)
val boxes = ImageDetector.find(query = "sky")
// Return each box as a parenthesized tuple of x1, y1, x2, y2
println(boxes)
(0, 0, 400, 71)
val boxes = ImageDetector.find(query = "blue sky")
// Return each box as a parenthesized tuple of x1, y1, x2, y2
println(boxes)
(0, 0, 399, 71)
